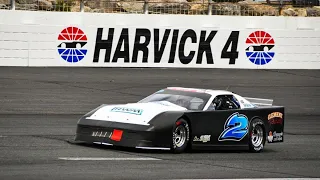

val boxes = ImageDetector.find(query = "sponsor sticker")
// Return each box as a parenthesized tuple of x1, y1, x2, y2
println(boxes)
(193, 135, 211, 143)
(91, 131, 111, 138)
(268, 112, 283, 125)
(268, 131, 283, 142)
(110, 107, 143, 115)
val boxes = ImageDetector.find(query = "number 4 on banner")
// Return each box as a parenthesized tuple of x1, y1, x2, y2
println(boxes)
(221, 31, 239, 65)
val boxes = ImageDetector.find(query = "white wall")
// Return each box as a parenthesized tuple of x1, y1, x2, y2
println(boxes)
(0, 10, 319, 69)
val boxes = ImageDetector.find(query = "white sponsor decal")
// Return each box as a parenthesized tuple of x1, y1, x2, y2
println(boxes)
(111, 107, 143, 115)
(268, 131, 283, 142)
(193, 135, 211, 143)
(91, 131, 111, 138)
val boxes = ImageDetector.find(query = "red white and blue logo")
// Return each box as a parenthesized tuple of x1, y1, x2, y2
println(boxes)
(57, 27, 88, 63)
(245, 31, 275, 65)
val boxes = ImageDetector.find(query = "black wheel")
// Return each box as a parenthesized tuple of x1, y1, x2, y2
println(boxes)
(171, 119, 190, 153)
(248, 119, 266, 153)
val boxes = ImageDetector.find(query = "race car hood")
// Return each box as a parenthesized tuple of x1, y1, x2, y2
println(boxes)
(85, 101, 187, 126)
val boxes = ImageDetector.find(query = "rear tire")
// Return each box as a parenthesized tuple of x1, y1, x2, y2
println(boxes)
(171, 119, 190, 154)
(248, 119, 266, 153)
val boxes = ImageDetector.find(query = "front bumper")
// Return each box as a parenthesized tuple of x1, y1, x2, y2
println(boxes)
(74, 121, 171, 150)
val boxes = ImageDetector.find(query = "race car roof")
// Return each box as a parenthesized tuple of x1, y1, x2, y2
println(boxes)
(166, 87, 234, 97)
(165, 87, 273, 107)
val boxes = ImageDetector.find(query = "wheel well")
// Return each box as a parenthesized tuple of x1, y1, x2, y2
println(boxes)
(179, 115, 192, 150)
(180, 115, 191, 125)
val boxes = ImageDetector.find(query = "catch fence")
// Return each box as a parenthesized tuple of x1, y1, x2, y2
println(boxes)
(0, 0, 319, 16)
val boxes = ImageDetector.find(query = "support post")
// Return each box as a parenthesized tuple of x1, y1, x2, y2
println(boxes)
(143, 0, 149, 14)
(208, 0, 212, 15)
(80, 0, 84, 12)
(10, 0, 15, 10)
(278, 0, 283, 15)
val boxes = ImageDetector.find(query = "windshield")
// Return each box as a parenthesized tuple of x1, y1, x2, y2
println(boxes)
(138, 89, 211, 110)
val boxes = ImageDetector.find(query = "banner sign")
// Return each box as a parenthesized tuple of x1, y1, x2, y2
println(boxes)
(0, 10, 319, 69)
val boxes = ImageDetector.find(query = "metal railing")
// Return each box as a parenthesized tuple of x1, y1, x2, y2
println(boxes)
(0, 0, 319, 16)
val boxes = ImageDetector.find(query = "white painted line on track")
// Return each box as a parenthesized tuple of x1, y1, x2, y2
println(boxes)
(58, 157, 161, 161)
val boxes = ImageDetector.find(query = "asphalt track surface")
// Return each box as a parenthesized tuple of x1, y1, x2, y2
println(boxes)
(0, 67, 319, 180)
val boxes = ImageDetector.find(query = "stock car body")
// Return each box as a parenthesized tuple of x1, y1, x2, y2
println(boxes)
(74, 87, 285, 153)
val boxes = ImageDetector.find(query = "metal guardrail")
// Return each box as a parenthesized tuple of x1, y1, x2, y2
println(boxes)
(0, 0, 319, 16)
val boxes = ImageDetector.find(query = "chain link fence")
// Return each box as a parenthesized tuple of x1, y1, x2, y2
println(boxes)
(0, 0, 319, 16)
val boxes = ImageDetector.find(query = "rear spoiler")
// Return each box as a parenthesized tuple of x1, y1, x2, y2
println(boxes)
(244, 97, 273, 107)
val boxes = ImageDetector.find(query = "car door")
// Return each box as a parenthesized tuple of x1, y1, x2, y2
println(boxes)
(189, 94, 249, 147)
(212, 95, 249, 146)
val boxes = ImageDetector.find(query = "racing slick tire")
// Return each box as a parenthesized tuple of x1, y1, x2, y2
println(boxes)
(171, 119, 190, 154)
(248, 118, 266, 153)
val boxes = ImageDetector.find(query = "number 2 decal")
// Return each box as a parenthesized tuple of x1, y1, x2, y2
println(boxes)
(218, 112, 249, 141)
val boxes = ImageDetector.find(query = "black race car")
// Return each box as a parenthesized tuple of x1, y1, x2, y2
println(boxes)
(74, 87, 285, 153)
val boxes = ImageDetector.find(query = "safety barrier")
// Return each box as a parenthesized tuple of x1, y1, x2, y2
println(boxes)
(0, 10, 319, 69)
(0, 0, 319, 16)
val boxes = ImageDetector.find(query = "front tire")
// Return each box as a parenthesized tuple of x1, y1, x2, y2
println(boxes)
(171, 119, 190, 153)
(248, 119, 266, 153)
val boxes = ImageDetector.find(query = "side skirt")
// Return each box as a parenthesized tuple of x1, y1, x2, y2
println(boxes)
(191, 144, 249, 151)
